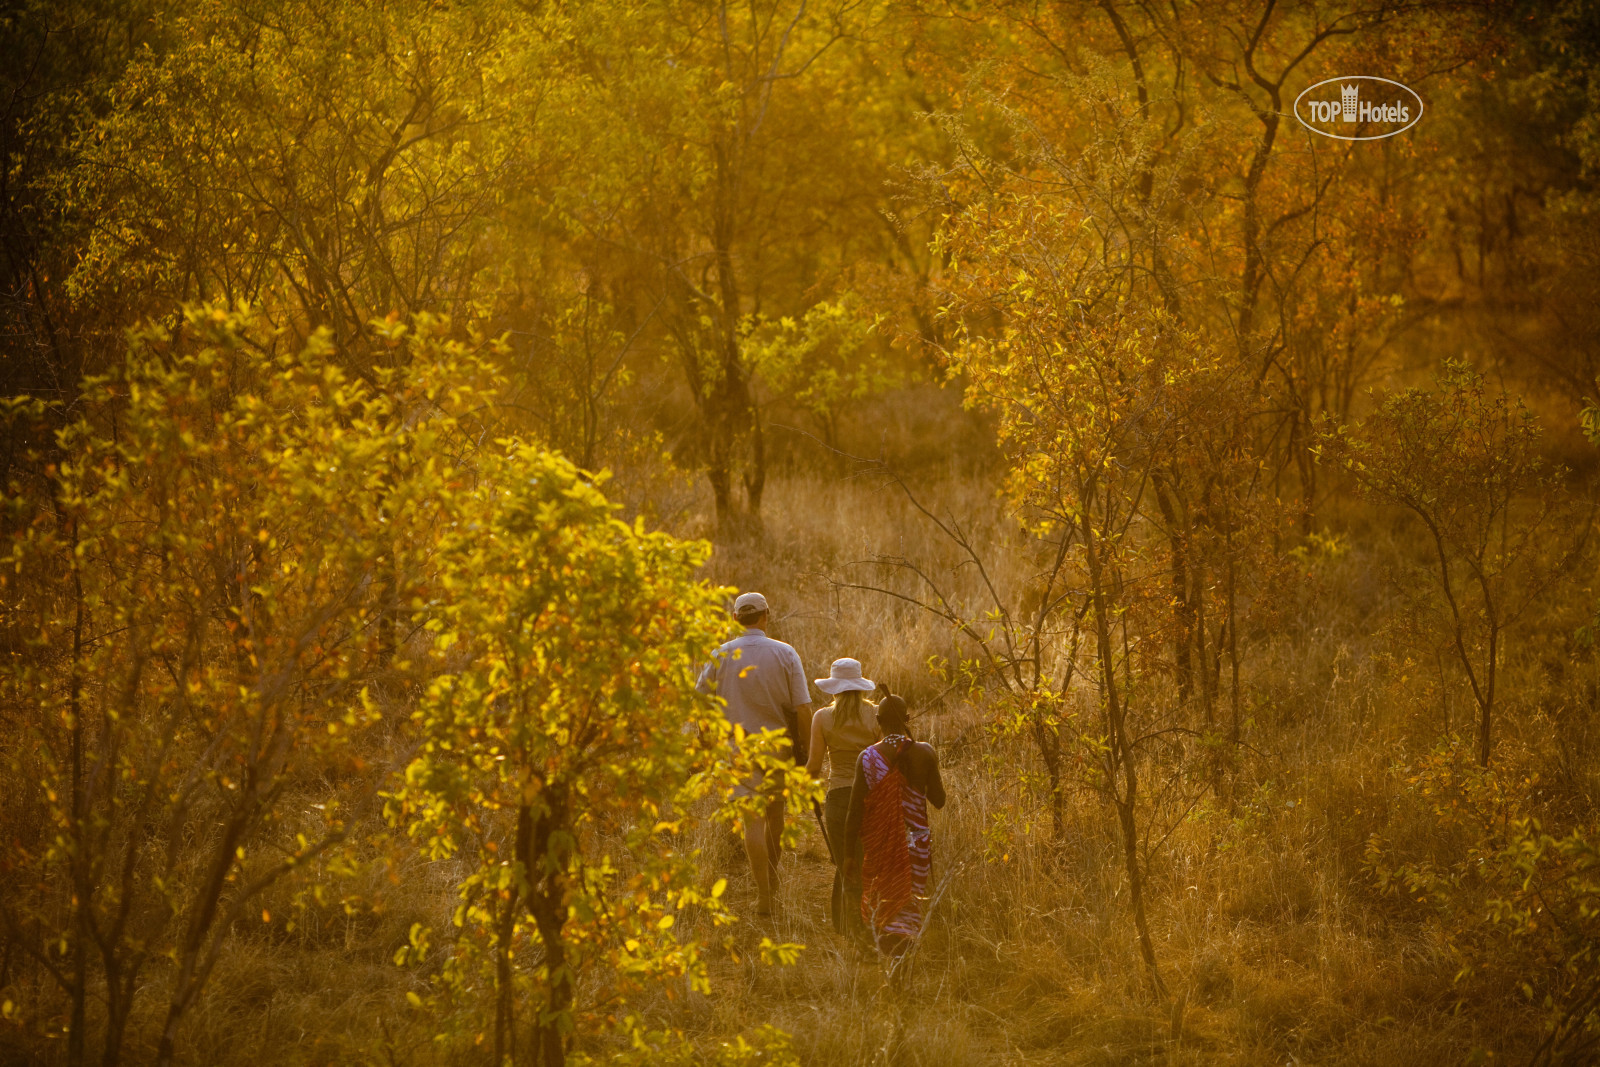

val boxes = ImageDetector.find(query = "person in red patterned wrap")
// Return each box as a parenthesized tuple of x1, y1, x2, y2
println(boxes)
(843, 690, 945, 955)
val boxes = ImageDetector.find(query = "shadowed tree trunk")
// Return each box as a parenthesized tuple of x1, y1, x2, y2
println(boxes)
(1081, 482, 1167, 999)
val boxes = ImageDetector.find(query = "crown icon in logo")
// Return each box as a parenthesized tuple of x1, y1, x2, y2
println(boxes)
(1341, 83, 1359, 121)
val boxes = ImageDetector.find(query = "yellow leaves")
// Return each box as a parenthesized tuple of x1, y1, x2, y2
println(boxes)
(17, 299, 754, 1049)
(756, 938, 802, 968)
(374, 441, 743, 1030)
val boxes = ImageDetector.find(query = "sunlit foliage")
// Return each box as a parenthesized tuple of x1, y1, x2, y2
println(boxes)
(4, 0, 1600, 1063)
(385, 446, 791, 1063)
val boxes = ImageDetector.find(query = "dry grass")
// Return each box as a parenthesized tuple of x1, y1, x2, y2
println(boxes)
(6, 463, 1588, 1067)
(694, 469, 1025, 708)
(659, 470, 1571, 1065)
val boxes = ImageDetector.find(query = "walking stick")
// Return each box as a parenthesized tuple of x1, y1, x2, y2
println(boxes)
(812, 797, 848, 934)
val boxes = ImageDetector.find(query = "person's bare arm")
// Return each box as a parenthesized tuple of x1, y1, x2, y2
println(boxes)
(805, 709, 826, 777)
(923, 745, 947, 809)
(795, 701, 815, 763)
(843, 754, 868, 875)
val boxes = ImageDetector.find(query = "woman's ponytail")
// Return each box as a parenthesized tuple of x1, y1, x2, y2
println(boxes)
(836, 689, 863, 728)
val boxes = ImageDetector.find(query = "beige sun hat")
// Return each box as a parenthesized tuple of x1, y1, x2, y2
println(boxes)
(815, 657, 875, 695)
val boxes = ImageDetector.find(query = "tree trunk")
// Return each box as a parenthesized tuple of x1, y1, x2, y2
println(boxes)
(528, 888, 571, 1067)
(1479, 618, 1499, 768)
(700, 343, 763, 540)
(1115, 793, 1164, 995)
(101, 993, 133, 1067)
(1152, 476, 1194, 705)
(743, 397, 767, 524)
(1194, 551, 1213, 728)
(1033, 716, 1066, 842)
(68, 544, 88, 1067)
(707, 431, 735, 531)
(1226, 546, 1241, 748)
(522, 791, 572, 1067)
(705, 132, 765, 541)
(496, 805, 534, 1065)
(1080, 496, 1166, 997)
(155, 808, 252, 1067)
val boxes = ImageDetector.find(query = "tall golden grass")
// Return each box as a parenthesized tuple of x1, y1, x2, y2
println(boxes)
(667, 471, 1584, 1065)
(7, 464, 1589, 1065)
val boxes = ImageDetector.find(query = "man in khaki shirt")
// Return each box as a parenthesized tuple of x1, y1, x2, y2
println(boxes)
(696, 591, 813, 915)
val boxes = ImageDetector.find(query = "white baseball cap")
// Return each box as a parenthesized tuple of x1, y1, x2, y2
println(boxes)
(815, 658, 875, 695)
(733, 591, 769, 617)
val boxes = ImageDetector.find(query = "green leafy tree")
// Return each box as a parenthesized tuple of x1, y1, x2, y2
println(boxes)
(915, 73, 1283, 994)
(0, 304, 498, 1066)
(387, 448, 810, 1066)
(1324, 362, 1583, 766)
(62, 0, 526, 353)
(1368, 744, 1600, 1065)
(741, 294, 898, 457)
(556, 0, 903, 534)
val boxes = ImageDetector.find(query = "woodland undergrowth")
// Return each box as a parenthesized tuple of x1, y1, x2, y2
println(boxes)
(8, 468, 1585, 1067)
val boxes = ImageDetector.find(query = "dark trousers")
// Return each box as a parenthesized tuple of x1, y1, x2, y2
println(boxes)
(824, 786, 864, 935)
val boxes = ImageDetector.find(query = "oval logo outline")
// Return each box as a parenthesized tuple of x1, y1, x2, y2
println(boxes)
(1293, 75, 1424, 141)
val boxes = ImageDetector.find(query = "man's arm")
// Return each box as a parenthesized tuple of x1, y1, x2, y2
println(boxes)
(781, 645, 814, 762)
(843, 754, 869, 873)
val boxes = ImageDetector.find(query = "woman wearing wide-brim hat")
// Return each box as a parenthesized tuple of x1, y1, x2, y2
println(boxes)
(806, 658, 880, 934)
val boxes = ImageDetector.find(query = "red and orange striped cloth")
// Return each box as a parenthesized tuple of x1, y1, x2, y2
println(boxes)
(859, 736, 932, 948)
